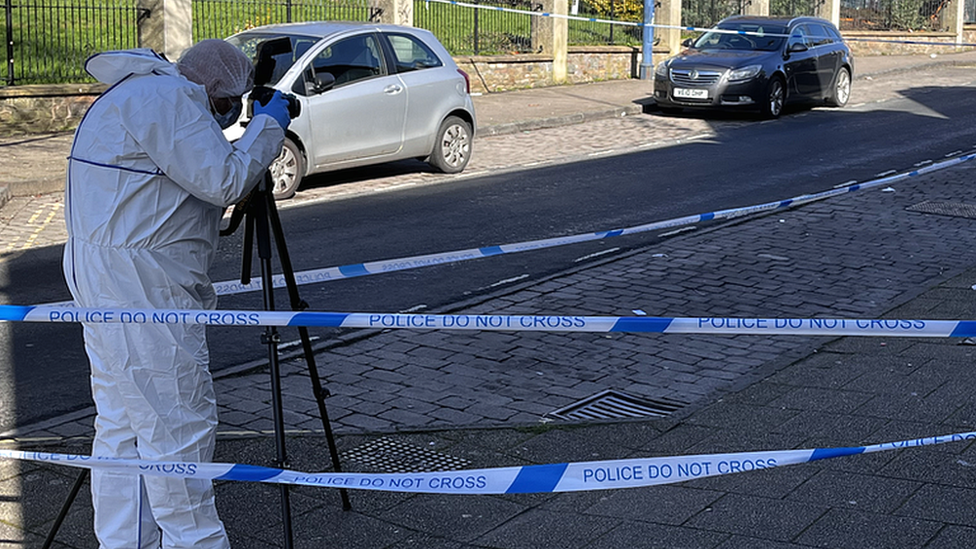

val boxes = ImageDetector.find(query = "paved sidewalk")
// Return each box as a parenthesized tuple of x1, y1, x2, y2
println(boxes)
(5, 51, 976, 547)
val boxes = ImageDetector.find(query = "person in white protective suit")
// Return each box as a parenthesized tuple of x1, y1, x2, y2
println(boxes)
(63, 40, 291, 548)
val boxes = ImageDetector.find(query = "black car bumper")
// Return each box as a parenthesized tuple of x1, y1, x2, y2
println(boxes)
(653, 76, 767, 110)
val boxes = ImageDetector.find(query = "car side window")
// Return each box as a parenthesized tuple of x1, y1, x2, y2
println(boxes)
(825, 24, 843, 41)
(808, 23, 832, 47)
(386, 33, 443, 73)
(788, 25, 809, 50)
(306, 34, 384, 89)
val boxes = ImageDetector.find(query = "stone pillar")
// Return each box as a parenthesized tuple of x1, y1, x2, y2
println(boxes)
(553, 0, 568, 82)
(374, 0, 413, 26)
(657, 0, 682, 57)
(532, 0, 555, 54)
(741, 0, 769, 16)
(815, 0, 841, 28)
(137, 0, 192, 61)
(941, 0, 965, 44)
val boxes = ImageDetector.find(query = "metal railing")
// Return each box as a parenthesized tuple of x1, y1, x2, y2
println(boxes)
(414, 0, 538, 55)
(3, 0, 143, 85)
(841, 0, 950, 31)
(567, 0, 642, 45)
(192, 0, 378, 41)
(770, 0, 821, 16)
(682, 0, 746, 29)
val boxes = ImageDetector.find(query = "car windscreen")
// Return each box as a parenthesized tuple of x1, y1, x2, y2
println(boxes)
(225, 32, 321, 85)
(692, 23, 787, 52)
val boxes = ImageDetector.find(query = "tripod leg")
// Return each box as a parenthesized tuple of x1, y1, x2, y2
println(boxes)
(265, 189, 352, 511)
(251, 185, 295, 549)
(42, 469, 88, 549)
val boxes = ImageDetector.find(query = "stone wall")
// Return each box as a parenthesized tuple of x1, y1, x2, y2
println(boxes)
(845, 29, 976, 56)
(455, 46, 645, 94)
(0, 84, 106, 137)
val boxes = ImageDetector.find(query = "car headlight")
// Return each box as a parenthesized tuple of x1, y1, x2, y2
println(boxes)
(654, 62, 669, 77)
(728, 65, 762, 82)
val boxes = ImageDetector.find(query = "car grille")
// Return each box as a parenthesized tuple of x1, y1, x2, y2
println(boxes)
(670, 69, 723, 87)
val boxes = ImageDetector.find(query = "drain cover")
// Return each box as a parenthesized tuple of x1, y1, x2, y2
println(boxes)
(548, 389, 687, 421)
(906, 201, 976, 219)
(340, 438, 470, 473)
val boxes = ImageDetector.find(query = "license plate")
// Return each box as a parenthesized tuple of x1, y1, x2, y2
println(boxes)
(673, 88, 708, 99)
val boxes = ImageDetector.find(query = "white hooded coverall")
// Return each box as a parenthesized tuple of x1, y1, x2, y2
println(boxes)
(62, 49, 284, 548)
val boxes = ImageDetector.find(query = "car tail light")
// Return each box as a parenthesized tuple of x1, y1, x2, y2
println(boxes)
(457, 68, 471, 94)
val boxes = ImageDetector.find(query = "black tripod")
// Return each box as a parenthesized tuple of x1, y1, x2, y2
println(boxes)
(235, 172, 352, 546)
(43, 172, 350, 547)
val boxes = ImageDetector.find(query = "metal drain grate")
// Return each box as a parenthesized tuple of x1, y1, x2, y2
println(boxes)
(548, 389, 687, 421)
(906, 201, 976, 220)
(340, 438, 470, 473)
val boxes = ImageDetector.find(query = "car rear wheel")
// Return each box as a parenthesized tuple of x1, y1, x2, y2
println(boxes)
(429, 115, 472, 174)
(270, 137, 305, 201)
(761, 77, 785, 119)
(826, 67, 851, 108)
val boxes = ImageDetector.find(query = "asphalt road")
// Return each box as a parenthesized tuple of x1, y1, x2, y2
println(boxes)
(3, 70, 976, 432)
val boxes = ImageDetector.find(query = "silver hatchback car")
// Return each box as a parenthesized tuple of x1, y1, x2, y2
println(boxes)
(225, 22, 476, 199)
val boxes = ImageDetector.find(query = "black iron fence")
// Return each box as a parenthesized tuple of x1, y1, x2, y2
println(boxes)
(192, 0, 377, 41)
(567, 0, 642, 45)
(3, 0, 144, 85)
(770, 0, 821, 16)
(841, 0, 950, 30)
(682, 0, 745, 28)
(414, 0, 538, 54)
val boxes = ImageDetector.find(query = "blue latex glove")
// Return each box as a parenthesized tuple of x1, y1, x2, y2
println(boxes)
(253, 91, 291, 131)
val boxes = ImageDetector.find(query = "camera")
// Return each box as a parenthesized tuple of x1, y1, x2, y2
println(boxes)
(249, 37, 301, 119)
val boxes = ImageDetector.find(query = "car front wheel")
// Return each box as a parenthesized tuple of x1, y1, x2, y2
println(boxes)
(270, 137, 305, 200)
(761, 77, 785, 119)
(429, 115, 472, 174)
(826, 67, 851, 108)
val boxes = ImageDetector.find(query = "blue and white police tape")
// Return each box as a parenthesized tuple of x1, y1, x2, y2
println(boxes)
(422, 0, 976, 47)
(208, 151, 976, 297)
(5, 431, 976, 493)
(4, 305, 976, 337)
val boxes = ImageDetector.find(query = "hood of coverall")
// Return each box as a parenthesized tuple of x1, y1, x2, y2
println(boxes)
(85, 49, 180, 86)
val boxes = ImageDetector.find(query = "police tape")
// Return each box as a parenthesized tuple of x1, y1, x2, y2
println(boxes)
(422, 0, 976, 47)
(3, 305, 976, 337)
(4, 431, 975, 493)
(209, 152, 976, 297)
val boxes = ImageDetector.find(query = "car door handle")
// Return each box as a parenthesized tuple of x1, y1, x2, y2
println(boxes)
(384, 84, 403, 94)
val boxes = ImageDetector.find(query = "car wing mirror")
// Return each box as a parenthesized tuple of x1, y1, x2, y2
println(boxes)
(681, 38, 694, 47)
(311, 72, 336, 94)
(788, 42, 808, 53)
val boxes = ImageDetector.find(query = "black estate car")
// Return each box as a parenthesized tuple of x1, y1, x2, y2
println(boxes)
(653, 16, 853, 118)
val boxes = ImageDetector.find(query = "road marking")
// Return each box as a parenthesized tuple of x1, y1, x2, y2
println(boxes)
(875, 169, 897, 177)
(278, 336, 321, 351)
(574, 247, 620, 262)
(4, 202, 62, 253)
(659, 226, 697, 238)
(488, 274, 529, 288)
(914, 160, 933, 167)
